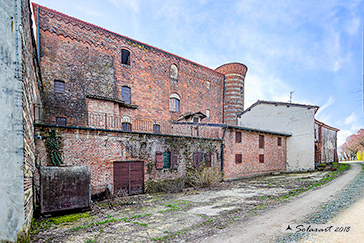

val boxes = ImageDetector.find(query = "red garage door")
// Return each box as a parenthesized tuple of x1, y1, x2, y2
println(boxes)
(113, 161, 144, 195)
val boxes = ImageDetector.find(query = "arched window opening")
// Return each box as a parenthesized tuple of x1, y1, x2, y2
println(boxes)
(171, 64, 178, 79)
(121, 49, 131, 65)
(169, 93, 180, 112)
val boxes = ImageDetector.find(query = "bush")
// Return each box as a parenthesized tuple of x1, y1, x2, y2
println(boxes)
(145, 177, 186, 193)
(187, 167, 223, 188)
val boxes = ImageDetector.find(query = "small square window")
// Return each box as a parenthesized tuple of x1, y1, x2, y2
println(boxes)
(122, 122, 132, 131)
(236, 131, 242, 143)
(278, 137, 282, 146)
(54, 80, 65, 93)
(235, 154, 242, 164)
(153, 124, 160, 134)
(259, 154, 264, 163)
(193, 117, 199, 123)
(56, 117, 66, 126)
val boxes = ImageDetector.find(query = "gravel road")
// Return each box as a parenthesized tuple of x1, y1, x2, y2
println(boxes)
(201, 162, 363, 243)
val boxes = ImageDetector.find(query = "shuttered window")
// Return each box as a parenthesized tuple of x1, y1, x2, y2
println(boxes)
(204, 152, 212, 167)
(163, 152, 171, 169)
(56, 117, 66, 126)
(155, 152, 163, 169)
(122, 86, 131, 104)
(259, 135, 264, 149)
(236, 131, 242, 143)
(54, 80, 65, 93)
(278, 137, 282, 146)
(193, 152, 202, 167)
(121, 49, 130, 65)
(235, 154, 242, 164)
(259, 154, 264, 163)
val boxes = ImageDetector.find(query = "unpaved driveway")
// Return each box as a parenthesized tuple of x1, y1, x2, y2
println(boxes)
(29, 164, 354, 243)
(200, 162, 362, 243)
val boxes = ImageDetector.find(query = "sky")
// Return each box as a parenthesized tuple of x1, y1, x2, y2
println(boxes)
(32, 0, 364, 147)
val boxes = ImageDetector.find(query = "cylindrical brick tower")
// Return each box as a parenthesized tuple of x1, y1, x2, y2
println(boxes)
(216, 63, 248, 125)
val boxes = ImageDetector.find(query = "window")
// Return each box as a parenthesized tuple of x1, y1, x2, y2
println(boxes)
(259, 135, 264, 149)
(56, 117, 66, 126)
(207, 81, 211, 89)
(193, 117, 199, 123)
(122, 122, 132, 131)
(206, 109, 210, 119)
(193, 152, 202, 167)
(278, 137, 282, 146)
(204, 152, 212, 167)
(169, 93, 180, 112)
(121, 49, 130, 65)
(236, 131, 242, 143)
(54, 80, 65, 93)
(161, 151, 178, 169)
(171, 64, 178, 79)
(153, 124, 161, 134)
(235, 154, 242, 164)
(259, 154, 264, 163)
(122, 86, 131, 104)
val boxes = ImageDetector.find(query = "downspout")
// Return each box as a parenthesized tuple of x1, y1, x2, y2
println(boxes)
(37, 7, 40, 63)
(222, 75, 226, 124)
(220, 125, 228, 171)
(14, 0, 20, 79)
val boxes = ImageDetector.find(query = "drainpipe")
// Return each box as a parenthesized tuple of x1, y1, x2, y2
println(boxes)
(37, 6, 40, 63)
(222, 75, 226, 124)
(220, 125, 228, 171)
(14, 0, 20, 79)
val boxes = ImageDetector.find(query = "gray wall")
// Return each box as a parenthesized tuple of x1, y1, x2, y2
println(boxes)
(0, 0, 25, 241)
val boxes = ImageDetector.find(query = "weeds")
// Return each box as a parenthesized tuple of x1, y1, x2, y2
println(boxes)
(187, 167, 223, 188)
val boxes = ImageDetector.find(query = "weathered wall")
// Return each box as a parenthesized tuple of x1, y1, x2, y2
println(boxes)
(33, 4, 227, 131)
(0, 1, 24, 241)
(223, 128, 287, 180)
(238, 102, 316, 172)
(34, 125, 222, 195)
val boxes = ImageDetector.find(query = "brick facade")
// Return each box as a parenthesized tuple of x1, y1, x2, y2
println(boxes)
(224, 128, 287, 180)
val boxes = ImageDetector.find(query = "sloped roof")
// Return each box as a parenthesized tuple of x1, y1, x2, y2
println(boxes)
(315, 119, 340, 132)
(238, 100, 319, 117)
(178, 111, 207, 121)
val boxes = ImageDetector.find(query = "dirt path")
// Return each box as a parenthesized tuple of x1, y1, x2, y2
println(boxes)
(201, 163, 362, 243)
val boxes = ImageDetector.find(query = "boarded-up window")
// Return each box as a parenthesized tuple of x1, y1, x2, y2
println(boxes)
(156, 152, 163, 169)
(170, 151, 178, 170)
(54, 80, 65, 93)
(205, 152, 212, 167)
(122, 86, 131, 104)
(121, 49, 130, 65)
(56, 117, 66, 126)
(235, 154, 242, 164)
(259, 154, 264, 163)
(163, 152, 171, 169)
(122, 122, 132, 131)
(259, 135, 264, 149)
(236, 131, 242, 143)
(171, 64, 178, 79)
(153, 124, 161, 134)
(278, 137, 282, 146)
(193, 152, 202, 167)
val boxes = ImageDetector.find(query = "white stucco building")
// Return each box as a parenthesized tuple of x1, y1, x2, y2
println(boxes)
(238, 100, 319, 172)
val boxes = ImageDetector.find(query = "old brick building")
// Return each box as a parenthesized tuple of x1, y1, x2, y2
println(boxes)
(32, 3, 288, 197)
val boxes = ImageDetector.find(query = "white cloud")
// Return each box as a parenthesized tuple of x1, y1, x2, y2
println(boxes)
(316, 97, 334, 117)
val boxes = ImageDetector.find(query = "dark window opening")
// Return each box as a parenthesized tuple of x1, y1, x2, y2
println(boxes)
(204, 152, 212, 167)
(259, 154, 264, 163)
(153, 124, 161, 134)
(236, 131, 242, 143)
(235, 154, 242, 164)
(259, 135, 264, 149)
(169, 98, 180, 112)
(56, 117, 66, 126)
(122, 122, 132, 131)
(121, 49, 130, 65)
(54, 80, 65, 93)
(193, 117, 199, 123)
(193, 152, 202, 167)
(122, 86, 131, 104)
(278, 137, 282, 146)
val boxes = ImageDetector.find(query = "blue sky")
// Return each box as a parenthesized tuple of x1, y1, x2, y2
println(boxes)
(33, 0, 364, 146)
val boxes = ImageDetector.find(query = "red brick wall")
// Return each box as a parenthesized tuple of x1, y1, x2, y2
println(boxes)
(35, 126, 222, 195)
(34, 4, 226, 131)
(223, 128, 287, 180)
